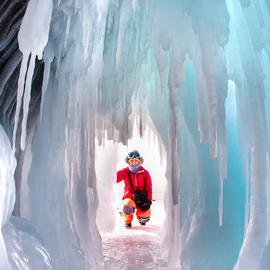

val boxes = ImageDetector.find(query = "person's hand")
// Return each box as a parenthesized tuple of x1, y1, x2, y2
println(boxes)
(132, 190, 147, 203)
(139, 200, 152, 211)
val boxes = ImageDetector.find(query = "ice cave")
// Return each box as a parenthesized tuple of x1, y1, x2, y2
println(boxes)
(0, 0, 270, 269)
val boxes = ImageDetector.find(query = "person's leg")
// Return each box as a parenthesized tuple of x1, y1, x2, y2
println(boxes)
(136, 208, 151, 225)
(123, 198, 136, 227)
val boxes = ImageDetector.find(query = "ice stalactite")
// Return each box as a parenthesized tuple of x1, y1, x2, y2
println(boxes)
(98, 0, 151, 144)
(12, 53, 28, 151)
(148, 1, 233, 268)
(189, 3, 229, 227)
(13, 0, 53, 151)
(39, 44, 54, 123)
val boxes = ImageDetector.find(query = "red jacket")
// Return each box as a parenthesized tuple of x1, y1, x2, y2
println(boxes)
(117, 166, 152, 201)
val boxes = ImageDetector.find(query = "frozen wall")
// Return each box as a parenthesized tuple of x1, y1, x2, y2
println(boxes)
(0, 0, 270, 269)
(1, 124, 52, 270)
(0, 125, 15, 270)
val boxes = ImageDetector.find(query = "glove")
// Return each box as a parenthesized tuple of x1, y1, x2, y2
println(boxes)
(137, 200, 152, 211)
(132, 190, 147, 204)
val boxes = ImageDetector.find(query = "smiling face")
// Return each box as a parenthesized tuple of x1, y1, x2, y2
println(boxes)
(128, 158, 141, 167)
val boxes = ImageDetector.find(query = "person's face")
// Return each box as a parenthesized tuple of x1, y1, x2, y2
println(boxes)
(128, 158, 140, 167)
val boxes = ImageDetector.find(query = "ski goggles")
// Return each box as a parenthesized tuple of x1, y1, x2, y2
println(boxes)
(127, 151, 140, 159)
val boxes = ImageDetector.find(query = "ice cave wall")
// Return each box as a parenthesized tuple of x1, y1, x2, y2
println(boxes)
(0, 0, 270, 270)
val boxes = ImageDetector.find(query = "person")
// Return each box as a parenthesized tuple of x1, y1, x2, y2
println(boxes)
(117, 150, 152, 229)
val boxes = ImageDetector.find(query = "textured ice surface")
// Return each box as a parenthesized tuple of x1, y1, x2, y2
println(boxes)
(3, 217, 52, 270)
(0, 124, 16, 270)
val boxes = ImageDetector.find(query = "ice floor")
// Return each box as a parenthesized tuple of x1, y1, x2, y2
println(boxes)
(101, 199, 169, 270)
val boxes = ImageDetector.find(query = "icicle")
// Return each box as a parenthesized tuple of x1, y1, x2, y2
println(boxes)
(20, 53, 36, 150)
(13, 0, 53, 151)
(39, 52, 53, 123)
(12, 53, 29, 153)
(267, 153, 270, 243)
(219, 177, 224, 226)
(244, 151, 251, 234)
(218, 127, 227, 226)
(18, 0, 53, 60)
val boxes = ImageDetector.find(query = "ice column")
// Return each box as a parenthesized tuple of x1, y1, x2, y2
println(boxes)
(226, 0, 270, 269)
(0, 125, 16, 270)
(18, 0, 109, 269)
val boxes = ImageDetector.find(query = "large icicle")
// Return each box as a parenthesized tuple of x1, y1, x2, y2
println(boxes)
(13, 0, 53, 151)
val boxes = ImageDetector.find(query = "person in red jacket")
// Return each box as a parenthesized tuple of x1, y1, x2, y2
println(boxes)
(117, 150, 152, 228)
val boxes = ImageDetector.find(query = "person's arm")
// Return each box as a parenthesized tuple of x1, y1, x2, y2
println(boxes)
(123, 177, 133, 199)
(117, 168, 127, 183)
(145, 170, 152, 201)
(117, 168, 133, 199)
